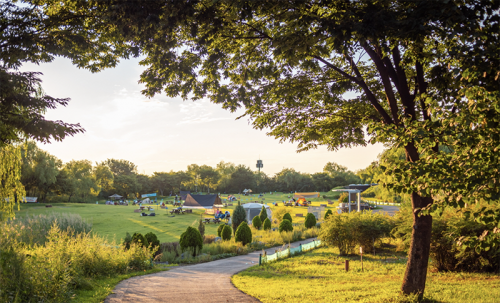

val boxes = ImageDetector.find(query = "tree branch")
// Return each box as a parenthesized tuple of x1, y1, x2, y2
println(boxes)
(416, 60, 430, 121)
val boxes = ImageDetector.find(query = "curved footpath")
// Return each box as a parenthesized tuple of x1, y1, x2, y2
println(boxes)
(105, 238, 316, 303)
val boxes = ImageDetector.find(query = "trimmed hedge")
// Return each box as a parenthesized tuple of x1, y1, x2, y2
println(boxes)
(222, 225, 232, 241)
(283, 213, 292, 223)
(263, 218, 272, 231)
(180, 226, 203, 256)
(235, 221, 252, 246)
(305, 213, 317, 229)
(324, 209, 333, 220)
(279, 219, 293, 233)
(217, 224, 225, 237)
(259, 206, 268, 223)
(252, 215, 262, 230)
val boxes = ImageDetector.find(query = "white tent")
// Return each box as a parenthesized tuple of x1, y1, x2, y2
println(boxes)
(242, 203, 272, 223)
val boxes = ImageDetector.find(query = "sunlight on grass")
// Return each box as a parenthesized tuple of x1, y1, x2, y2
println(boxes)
(232, 246, 500, 303)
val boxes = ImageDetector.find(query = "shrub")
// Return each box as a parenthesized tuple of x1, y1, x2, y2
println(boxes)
(217, 224, 225, 237)
(319, 211, 393, 255)
(324, 209, 333, 220)
(232, 205, 247, 235)
(263, 218, 272, 231)
(283, 213, 292, 223)
(203, 234, 216, 244)
(179, 226, 203, 256)
(235, 222, 252, 246)
(338, 192, 348, 203)
(279, 219, 293, 233)
(222, 225, 232, 241)
(259, 206, 268, 223)
(304, 213, 317, 229)
(132, 232, 149, 248)
(123, 232, 133, 249)
(144, 232, 160, 255)
(252, 215, 262, 230)
(198, 219, 205, 238)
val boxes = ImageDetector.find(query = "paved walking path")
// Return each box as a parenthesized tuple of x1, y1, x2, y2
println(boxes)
(105, 238, 316, 303)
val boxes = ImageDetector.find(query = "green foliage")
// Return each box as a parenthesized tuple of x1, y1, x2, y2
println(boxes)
(338, 192, 348, 203)
(179, 226, 203, 256)
(232, 205, 247, 234)
(252, 215, 262, 230)
(319, 212, 394, 255)
(198, 219, 205, 238)
(144, 232, 160, 254)
(235, 221, 252, 246)
(263, 218, 272, 231)
(217, 224, 225, 237)
(304, 213, 317, 229)
(0, 144, 26, 221)
(132, 233, 148, 248)
(222, 225, 232, 241)
(259, 206, 268, 223)
(324, 209, 333, 220)
(282, 213, 292, 224)
(0, 222, 153, 303)
(279, 219, 293, 233)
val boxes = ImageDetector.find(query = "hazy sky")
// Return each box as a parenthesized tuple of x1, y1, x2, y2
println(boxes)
(20, 57, 385, 176)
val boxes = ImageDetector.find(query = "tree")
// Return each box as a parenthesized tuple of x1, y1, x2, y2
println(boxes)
(179, 226, 203, 257)
(222, 225, 232, 241)
(0, 144, 25, 221)
(40, 0, 499, 297)
(94, 163, 114, 197)
(151, 172, 173, 196)
(216, 161, 237, 192)
(259, 206, 268, 223)
(324, 209, 333, 220)
(198, 219, 205, 238)
(217, 224, 225, 237)
(311, 173, 334, 192)
(279, 219, 293, 233)
(229, 165, 255, 193)
(252, 215, 262, 230)
(62, 160, 98, 202)
(103, 159, 137, 176)
(235, 221, 252, 246)
(263, 218, 272, 231)
(305, 213, 317, 229)
(232, 204, 247, 235)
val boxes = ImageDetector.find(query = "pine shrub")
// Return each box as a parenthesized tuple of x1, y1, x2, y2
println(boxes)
(144, 232, 160, 255)
(324, 209, 333, 220)
(259, 206, 268, 223)
(279, 219, 293, 233)
(198, 219, 205, 238)
(283, 212, 292, 223)
(263, 218, 272, 231)
(305, 213, 317, 229)
(132, 232, 148, 248)
(179, 226, 203, 256)
(222, 225, 232, 241)
(235, 221, 252, 245)
(232, 205, 247, 235)
(252, 215, 262, 230)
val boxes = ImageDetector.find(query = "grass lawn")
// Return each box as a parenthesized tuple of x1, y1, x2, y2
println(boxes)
(232, 246, 500, 303)
(14, 192, 340, 243)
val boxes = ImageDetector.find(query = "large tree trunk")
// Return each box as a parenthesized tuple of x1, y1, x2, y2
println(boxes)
(401, 192, 433, 298)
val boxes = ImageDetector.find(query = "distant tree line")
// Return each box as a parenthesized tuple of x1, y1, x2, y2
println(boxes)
(19, 141, 366, 202)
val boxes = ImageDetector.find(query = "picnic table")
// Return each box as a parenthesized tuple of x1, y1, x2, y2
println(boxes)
(203, 218, 221, 224)
(170, 208, 185, 215)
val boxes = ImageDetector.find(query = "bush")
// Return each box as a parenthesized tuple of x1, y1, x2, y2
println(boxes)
(144, 232, 160, 255)
(263, 218, 272, 231)
(283, 213, 292, 223)
(338, 192, 348, 203)
(180, 226, 203, 257)
(222, 225, 232, 241)
(235, 222, 252, 246)
(132, 233, 149, 248)
(252, 215, 262, 230)
(259, 206, 268, 223)
(232, 205, 247, 235)
(319, 211, 393, 255)
(279, 219, 293, 233)
(324, 209, 333, 220)
(217, 224, 225, 237)
(304, 213, 317, 229)
(198, 219, 205, 238)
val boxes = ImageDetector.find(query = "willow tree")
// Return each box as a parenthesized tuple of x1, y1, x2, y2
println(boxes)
(40, 0, 500, 297)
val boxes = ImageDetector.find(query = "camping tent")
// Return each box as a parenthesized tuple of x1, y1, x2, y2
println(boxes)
(293, 192, 320, 199)
(180, 191, 191, 200)
(242, 203, 272, 223)
(184, 194, 222, 209)
(109, 194, 122, 200)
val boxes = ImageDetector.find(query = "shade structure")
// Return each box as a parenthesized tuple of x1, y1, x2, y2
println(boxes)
(183, 194, 222, 209)
(242, 203, 272, 223)
(109, 194, 122, 200)
(179, 191, 191, 200)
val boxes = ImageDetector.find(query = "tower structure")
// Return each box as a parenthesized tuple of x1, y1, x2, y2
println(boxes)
(256, 159, 263, 173)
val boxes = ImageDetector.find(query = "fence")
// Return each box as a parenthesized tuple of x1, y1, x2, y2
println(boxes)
(363, 199, 401, 206)
(259, 240, 322, 265)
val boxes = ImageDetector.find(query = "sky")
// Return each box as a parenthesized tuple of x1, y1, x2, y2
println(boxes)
(20, 57, 385, 176)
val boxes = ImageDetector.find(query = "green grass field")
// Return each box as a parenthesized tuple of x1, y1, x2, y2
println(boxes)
(232, 245, 500, 303)
(13, 192, 340, 243)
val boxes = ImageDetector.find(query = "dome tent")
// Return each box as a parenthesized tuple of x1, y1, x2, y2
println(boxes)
(242, 203, 272, 224)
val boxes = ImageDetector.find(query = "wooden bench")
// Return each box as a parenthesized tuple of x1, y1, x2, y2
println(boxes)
(295, 213, 303, 217)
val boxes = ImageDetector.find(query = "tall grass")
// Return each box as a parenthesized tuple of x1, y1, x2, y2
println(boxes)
(8, 213, 92, 246)
(0, 222, 153, 303)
